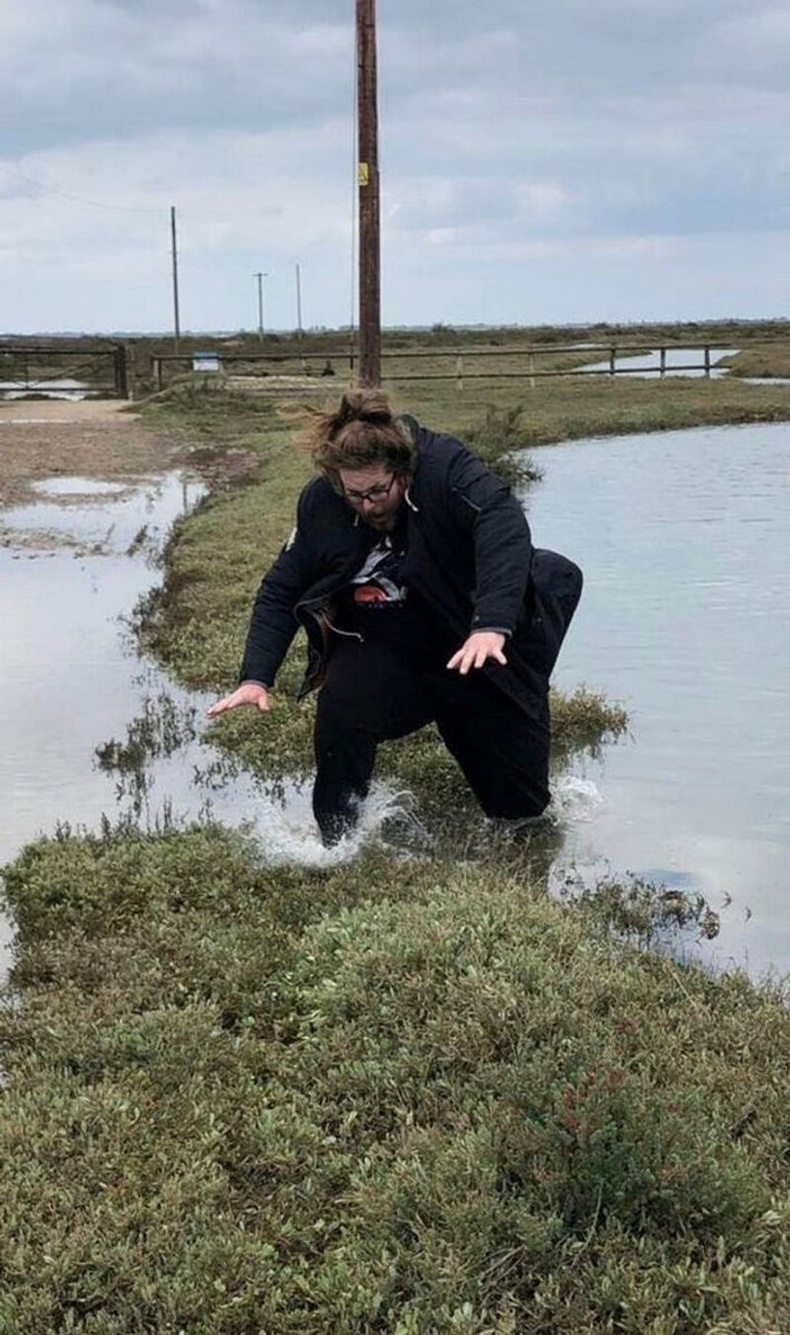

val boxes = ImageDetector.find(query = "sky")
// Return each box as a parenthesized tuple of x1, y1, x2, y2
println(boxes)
(1, 0, 788, 335)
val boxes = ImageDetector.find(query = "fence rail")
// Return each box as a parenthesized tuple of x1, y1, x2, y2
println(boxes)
(0, 344, 128, 399)
(149, 339, 762, 391)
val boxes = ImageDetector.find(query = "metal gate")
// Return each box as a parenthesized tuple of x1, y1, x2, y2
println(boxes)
(0, 343, 128, 401)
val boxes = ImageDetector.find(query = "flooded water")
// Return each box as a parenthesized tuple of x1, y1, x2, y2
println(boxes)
(580, 347, 737, 378)
(0, 378, 89, 401)
(0, 472, 413, 981)
(1, 478, 202, 890)
(523, 421, 790, 979)
(4, 426, 790, 984)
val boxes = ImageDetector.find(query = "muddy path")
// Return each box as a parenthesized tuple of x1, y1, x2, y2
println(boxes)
(0, 399, 189, 507)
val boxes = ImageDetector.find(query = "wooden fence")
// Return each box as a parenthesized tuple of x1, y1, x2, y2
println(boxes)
(150, 340, 745, 392)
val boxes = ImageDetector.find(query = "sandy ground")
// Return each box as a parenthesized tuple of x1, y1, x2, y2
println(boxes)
(0, 399, 186, 508)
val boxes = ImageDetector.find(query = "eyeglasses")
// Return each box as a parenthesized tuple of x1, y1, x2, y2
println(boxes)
(342, 475, 397, 505)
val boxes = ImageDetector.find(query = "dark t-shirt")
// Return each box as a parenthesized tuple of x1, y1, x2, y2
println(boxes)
(337, 513, 455, 666)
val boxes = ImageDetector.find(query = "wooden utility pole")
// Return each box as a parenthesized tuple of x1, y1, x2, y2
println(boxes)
(295, 262, 303, 337)
(356, 0, 381, 387)
(254, 271, 266, 342)
(170, 206, 181, 354)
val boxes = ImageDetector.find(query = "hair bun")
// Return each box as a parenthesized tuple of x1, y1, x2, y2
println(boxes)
(336, 388, 393, 429)
(308, 388, 415, 479)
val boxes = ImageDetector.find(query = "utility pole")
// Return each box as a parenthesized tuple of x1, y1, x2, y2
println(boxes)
(295, 262, 303, 337)
(254, 271, 267, 342)
(170, 206, 181, 354)
(356, 0, 381, 387)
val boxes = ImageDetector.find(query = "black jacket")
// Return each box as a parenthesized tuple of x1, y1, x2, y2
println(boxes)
(239, 420, 582, 715)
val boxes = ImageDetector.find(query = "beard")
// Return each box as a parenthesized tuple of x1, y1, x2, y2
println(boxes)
(365, 512, 397, 532)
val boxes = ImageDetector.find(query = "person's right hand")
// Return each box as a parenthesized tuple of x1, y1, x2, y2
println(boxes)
(206, 682, 270, 719)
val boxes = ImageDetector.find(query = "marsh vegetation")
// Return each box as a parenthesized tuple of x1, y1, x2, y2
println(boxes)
(2, 321, 790, 1332)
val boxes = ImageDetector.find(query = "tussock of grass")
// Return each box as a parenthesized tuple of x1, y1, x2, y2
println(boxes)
(140, 375, 279, 435)
(551, 686, 629, 758)
(2, 826, 790, 1331)
(462, 406, 544, 487)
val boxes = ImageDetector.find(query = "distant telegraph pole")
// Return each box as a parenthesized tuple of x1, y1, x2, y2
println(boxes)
(295, 262, 303, 337)
(356, 0, 381, 387)
(254, 271, 267, 342)
(170, 206, 181, 354)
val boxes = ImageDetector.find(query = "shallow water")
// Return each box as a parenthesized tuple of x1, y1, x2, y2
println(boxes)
(1, 476, 202, 855)
(580, 346, 737, 378)
(0, 473, 421, 980)
(4, 428, 789, 985)
(0, 378, 89, 401)
(0, 475, 199, 977)
(523, 421, 790, 979)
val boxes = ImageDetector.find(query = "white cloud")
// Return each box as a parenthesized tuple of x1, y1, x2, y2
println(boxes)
(0, 0, 787, 331)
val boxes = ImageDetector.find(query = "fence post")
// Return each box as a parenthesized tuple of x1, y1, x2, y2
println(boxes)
(704, 346, 711, 378)
(609, 347, 616, 377)
(659, 347, 666, 379)
(528, 351, 536, 389)
(455, 354, 464, 391)
(114, 344, 129, 399)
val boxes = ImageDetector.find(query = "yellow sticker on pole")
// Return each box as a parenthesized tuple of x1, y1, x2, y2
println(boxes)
(358, 162, 370, 186)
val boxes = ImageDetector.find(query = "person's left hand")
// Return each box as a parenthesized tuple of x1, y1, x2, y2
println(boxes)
(447, 630, 507, 675)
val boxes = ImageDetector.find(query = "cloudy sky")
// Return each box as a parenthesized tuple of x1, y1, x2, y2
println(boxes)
(1, 0, 788, 334)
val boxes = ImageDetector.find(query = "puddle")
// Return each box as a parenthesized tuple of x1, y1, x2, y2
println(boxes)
(31, 477, 130, 497)
(1, 474, 200, 555)
(0, 378, 89, 402)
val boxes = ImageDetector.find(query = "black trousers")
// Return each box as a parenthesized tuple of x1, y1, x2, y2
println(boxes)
(312, 637, 551, 843)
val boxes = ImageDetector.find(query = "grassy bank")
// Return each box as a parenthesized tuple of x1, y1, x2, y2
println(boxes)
(3, 329, 790, 1331)
(3, 825, 790, 1333)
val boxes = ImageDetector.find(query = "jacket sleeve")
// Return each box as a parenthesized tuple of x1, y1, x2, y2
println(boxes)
(439, 435, 533, 636)
(238, 485, 319, 687)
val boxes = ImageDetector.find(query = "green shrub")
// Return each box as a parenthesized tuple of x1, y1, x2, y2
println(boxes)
(4, 833, 790, 1331)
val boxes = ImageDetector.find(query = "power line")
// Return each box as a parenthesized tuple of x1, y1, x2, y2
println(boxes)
(3, 168, 163, 214)
(2, 167, 282, 227)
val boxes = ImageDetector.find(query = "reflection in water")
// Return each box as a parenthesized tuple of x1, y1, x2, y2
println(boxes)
(523, 421, 790, 980)
(0, 474, 207, 980)
(2, 473, 195, 554)
(3, 469, 508, 980)
(94, 689, 203, 819)
(555, 864, 721, 972)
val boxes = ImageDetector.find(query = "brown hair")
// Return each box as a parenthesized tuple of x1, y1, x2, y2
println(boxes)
(307, 389, 414, 485)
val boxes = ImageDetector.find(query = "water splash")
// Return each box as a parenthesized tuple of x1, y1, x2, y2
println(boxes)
(550, 774, 604, 821)
(207, 779, 431, 868)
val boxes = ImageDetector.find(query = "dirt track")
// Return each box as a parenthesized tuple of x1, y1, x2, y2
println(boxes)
(0, 400, 181, 507)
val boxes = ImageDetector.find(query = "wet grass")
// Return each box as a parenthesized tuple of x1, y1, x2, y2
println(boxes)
(3, 824, 790, 1332)
(3, 321, 790, 1330)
